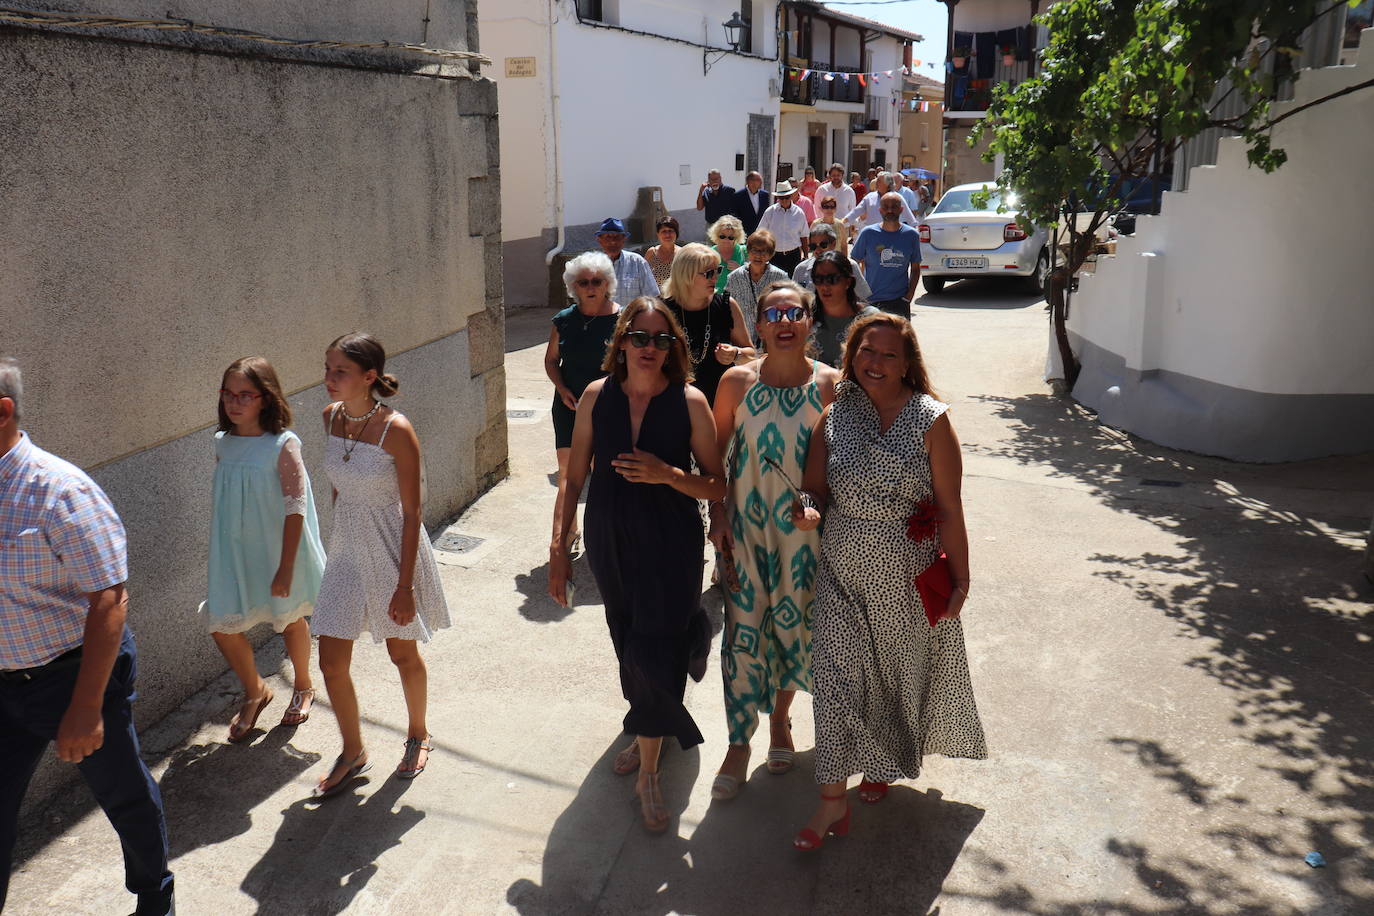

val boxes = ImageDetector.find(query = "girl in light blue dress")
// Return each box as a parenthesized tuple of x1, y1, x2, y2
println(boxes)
(203, 356, 327, 742)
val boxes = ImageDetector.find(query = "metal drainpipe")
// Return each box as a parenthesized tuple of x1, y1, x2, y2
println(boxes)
(544, 0, 566, 268)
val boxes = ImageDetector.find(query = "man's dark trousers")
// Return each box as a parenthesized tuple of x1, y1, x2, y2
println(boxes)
(873, 298, 912, 317)
(0, 629, 173, 914)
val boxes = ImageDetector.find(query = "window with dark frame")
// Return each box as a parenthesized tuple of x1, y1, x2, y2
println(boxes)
(739, 2, 754, 54)
(575, 0, 603, 22)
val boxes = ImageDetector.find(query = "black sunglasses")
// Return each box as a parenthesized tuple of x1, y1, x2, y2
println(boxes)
(626, 330, 677, 351)
(762, 305, 807, 323)
(700, 267, 722, 280)
(812, 273, 845, 286)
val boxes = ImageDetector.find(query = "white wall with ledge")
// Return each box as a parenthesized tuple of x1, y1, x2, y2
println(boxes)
(1065, 29, 1374, 461)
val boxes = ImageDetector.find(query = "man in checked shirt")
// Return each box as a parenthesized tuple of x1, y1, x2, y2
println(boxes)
(0, 358, 174, 916)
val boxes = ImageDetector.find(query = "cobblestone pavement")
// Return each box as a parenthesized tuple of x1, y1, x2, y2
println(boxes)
(11, 281, 1374, 915)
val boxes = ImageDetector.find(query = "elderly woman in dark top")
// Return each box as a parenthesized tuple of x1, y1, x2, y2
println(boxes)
(645, 215, 682, 290)
(545, 251, 620, 551)
(809, 251, 878, 368)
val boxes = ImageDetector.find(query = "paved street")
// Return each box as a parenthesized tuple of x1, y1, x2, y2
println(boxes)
(11, 281, 1374, 915)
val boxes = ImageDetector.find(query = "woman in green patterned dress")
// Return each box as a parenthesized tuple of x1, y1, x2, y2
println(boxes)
(707, 280, 840, 800)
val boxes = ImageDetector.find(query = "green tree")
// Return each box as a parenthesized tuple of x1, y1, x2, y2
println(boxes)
(972, 0, 1372, 386)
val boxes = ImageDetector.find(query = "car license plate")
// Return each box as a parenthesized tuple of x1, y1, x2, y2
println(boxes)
(945, 257, 988, 269)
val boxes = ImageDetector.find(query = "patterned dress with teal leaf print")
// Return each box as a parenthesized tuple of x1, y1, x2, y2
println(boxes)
(723, 364, 824, 744)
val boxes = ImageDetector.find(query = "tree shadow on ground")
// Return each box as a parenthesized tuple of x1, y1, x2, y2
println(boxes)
(240, 773, 422, 916)
(954, 392, 1374, 912)
(506, 742, 982, 915)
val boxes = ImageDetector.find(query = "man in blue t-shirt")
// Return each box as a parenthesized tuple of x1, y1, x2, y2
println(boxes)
(850, 193, 922, 316)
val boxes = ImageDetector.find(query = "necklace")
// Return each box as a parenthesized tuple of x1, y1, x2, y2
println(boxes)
(343, 398, 381, 425)
(339, 408, 376, 462)
(677, 301, 713, 365)
(578, 306, 607, 331)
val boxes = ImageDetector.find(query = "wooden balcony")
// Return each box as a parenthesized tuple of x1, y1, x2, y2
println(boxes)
(781, 63, 865, 107)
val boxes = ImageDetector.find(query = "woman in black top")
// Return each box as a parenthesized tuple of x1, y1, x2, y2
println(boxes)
(660, 243, 756, 405)
(548, 297, 727, 834)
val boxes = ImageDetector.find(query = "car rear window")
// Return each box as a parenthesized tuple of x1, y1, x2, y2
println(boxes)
(933, 189, 1005, 214)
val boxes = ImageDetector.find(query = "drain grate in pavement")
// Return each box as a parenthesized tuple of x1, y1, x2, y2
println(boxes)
(434, 532, 486, 554)
(506, 409, 536, 419)
(1140, 479, 1184, 488)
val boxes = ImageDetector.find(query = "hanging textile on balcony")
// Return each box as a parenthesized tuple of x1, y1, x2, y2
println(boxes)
(974, 31, 997, 78)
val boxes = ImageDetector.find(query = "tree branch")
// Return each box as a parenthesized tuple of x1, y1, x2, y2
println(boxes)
(1256, 75, 1374, 131)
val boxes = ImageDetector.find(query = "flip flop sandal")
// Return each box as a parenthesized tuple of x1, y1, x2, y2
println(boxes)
(397, 735, 433, 779)
(636, 773, 669, 833)
(612, 742, 641, 775)
(279, 688, 314, 727)
(228, 689, 274, 743)
(312, 751, 371, 799)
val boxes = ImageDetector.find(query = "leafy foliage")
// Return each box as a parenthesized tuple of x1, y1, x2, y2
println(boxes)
(969, 0, 1356, 384)
(974, 0, 1344, 225)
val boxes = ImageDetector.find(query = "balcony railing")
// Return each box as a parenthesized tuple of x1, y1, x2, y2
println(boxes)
(781, 63, 865, 106)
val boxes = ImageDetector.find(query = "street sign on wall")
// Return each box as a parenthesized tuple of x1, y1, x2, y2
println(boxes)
(504, 57, 536, 78)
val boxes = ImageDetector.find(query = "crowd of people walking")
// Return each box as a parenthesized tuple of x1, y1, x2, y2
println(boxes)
(0, 163, 979, 914)
(545, 165, 986, 847)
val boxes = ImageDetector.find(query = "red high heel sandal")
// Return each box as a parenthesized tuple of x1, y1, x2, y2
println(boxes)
(793, 792, 851, 850)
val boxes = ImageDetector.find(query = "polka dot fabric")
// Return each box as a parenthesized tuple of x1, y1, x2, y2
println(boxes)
(811, 382, 987, 785)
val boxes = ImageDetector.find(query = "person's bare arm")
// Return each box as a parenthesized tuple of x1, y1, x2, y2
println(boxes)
(928, 411, 970, 618)
(271, 437, 308, 597)
(544, 327, 577, 410)
(56, 584, 127, 762)
(792, 402, 832, 530)
(548, 381, 601, 606)
(382, 415, 424, 626)
(707, 367, 752, 550)
(322, 405, 338, 505)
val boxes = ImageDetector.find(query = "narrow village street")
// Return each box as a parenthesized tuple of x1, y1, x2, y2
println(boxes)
(10, 284, 1372, 915)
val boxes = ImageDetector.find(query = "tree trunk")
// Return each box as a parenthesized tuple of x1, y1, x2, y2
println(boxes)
(1048, 266, 1079, 389)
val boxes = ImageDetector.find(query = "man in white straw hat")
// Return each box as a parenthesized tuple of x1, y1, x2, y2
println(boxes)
(757, 180, 810, 275)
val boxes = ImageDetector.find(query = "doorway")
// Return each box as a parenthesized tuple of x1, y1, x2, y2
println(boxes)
(746, 113, 775, 189)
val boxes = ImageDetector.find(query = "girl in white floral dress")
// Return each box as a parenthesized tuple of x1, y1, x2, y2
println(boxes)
(311, 333, 451, 797)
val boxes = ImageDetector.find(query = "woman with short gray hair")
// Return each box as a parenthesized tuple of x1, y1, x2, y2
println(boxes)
(545, 251, 620, 552)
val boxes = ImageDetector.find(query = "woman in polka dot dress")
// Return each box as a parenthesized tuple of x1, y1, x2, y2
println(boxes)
(791, 312, 987, 850)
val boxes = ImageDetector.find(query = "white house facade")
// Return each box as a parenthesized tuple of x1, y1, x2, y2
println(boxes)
(482, 0, 783, 306)
(1062, 27, 1374, 462)
(777, 2, 922, 179)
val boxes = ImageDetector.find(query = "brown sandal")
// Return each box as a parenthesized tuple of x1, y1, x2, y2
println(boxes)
(637, 772, 669, 833)
(612, 740, 641, 775)
(397, 735, 433, 779)
(279, 688, 314, 727)
(228, 689, 274, 743)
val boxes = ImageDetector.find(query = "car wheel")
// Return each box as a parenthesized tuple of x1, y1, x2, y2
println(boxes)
(1028, 249, 1049, 296)
(923, 277, 945, 295)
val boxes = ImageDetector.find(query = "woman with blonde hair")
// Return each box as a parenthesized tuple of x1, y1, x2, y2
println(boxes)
(661, 243, 755, 406)
(790, 312, 986, 849)
(548, 297, 727, 833)
(707, 215, 747, 293)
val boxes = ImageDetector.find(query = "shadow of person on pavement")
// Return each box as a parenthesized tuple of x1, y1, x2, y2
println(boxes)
(507, 740, 981, 915)
(240, 773, 423, 916)
(157, 729, 320, 860)
(669, 752, 984, 916)
(506, 737, 701, 916)
(512, 550, 604, 624)
(915, 278, 1043, 309)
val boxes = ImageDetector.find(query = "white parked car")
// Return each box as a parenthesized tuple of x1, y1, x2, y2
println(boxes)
(918, 183, 1050, 295)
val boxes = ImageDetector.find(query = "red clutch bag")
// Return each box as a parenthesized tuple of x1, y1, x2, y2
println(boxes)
(916, 552, 953, 628)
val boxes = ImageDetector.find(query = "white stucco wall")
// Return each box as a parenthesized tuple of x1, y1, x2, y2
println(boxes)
(554, 20, 779, 230)
(1066, 31, 1374, 460)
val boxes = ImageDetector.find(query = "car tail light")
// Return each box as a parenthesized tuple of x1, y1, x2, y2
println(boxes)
(918, 223, 931, 243)
(1004, 222, 1028, 242)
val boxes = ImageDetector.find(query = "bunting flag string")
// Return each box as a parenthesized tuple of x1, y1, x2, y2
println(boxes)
(785, 62, 942, 83)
